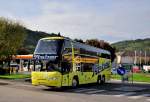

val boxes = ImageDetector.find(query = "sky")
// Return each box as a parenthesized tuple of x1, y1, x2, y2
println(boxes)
(0, 0, 150, 43)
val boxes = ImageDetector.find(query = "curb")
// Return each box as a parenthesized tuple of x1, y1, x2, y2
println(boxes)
(110, 79, 150, 85)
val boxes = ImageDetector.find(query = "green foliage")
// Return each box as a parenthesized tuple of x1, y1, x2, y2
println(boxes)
(22, 29, 59, 53)
(0, 74, 31, 79)
(17, 47, 30, 55)
(0, 17, 26, 60)
(111, 73, 150, 83)
(85, 39, 116, 62)
(74, 38, 84, 43)
(111, 38, 150, 52)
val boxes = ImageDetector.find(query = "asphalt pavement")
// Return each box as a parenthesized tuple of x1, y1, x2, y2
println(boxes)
(0, 79, 149, 102)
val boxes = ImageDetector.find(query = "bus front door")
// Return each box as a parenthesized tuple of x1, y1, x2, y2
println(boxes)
(61, 62, 70, 86)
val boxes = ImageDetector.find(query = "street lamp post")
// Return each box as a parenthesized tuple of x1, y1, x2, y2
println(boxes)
(140, 50, 142, 70)
(145, 51, 147, 65)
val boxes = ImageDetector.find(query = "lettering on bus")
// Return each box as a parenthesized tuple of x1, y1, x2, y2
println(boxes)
(33, 54, 58, 60)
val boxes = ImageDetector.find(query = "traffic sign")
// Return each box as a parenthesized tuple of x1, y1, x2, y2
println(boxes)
(117, 67, 126, 76)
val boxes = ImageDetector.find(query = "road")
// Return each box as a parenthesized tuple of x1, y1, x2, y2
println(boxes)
(0, 80, 149, 102)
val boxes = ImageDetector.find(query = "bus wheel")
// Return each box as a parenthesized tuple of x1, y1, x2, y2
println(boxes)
(72, 78, 78, 88)
(101, 76, 105, 84)
(97, 76, 102, 85)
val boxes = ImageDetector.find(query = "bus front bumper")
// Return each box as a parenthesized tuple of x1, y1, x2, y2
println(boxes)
(31, 72, 62, 87)
(32, 79, 61, 87)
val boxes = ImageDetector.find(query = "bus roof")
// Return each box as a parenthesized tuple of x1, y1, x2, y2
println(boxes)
(40, 36, 110, 55)
(72, 40, 111, 55)
(41, 37, 64, 40)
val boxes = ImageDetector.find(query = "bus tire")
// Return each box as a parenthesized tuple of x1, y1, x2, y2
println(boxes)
(97, 76, 102, 85)
(72, 77, 78, 88)
(101, 75, 105, 84)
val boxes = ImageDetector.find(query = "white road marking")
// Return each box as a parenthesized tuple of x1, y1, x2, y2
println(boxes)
(72, 88, 97, 93)
(86, 90, 105, 94)
(113, 92, 136, 97)
(69, 88, 86, 92)
(128, 93, 150, 99)
(142, 94, 150, 97)
(114, 87, 146, 91)
(128, 95, 142, 99)
(146, 99, 150, 102)
(114, 93, 150, 100)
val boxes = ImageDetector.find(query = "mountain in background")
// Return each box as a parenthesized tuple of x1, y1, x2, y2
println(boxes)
(20, 29, 150, 54)
(111, 38, 150, 52)
(19, 29, 59, 54)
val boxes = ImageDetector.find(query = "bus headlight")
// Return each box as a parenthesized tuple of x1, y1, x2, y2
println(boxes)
(32, 77, 36, 80)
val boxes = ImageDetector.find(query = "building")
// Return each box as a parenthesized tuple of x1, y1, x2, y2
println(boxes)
(12, 55, 33, 72)
(115, 51, 150, 71)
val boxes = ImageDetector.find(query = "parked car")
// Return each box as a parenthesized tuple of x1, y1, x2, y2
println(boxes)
(111, 68, 117, 74)
(132, 66, 141, 73)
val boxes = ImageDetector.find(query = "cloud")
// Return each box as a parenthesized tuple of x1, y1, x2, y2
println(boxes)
(0, 0, 150, 43)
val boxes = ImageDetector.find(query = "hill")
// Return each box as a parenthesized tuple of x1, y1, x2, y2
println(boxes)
(111, 38, 150, 52)
(21, 29, 149, 55)
(20, 30, 116, 61)
(20, 29, 59, 54)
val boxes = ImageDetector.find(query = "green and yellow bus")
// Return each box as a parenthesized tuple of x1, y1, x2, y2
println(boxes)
(32, 37, 111, 88)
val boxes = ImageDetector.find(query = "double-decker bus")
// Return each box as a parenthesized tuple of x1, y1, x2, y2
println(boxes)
(32, 37, 111, 88)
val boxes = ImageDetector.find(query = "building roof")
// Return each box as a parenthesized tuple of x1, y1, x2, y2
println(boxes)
(13, 55, 33, 59)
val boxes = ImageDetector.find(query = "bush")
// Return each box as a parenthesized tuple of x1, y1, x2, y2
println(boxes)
(0, 68, 7, 75)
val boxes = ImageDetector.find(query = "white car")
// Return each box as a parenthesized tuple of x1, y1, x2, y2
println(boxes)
(111, 68, 117, 74)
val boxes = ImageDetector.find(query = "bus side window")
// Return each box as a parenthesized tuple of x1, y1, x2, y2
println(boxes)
(82, 63, 93, 72)
(99, 64, 102, 71)
(63, 40, 72, 54)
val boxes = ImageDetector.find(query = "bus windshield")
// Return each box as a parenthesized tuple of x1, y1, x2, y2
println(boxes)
(34, 39, 63, 55)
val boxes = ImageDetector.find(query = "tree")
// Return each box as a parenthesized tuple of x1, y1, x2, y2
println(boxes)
(74, 38, 84, 43)
(0, 17, 26, 59)
(57, 32, 61, 36)
(0, 17, 26, 73)
(17, 47, 30, 55)
(86, 39, 116, 62)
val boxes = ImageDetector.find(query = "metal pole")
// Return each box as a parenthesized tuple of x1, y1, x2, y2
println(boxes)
(140, 50, 142, 70)
(132, 65, 133, 85)
(145, 51, 146, 65)
(33, 60, 36, 71)
(132, 50, 137, 85)
(134, 50, 136, 65)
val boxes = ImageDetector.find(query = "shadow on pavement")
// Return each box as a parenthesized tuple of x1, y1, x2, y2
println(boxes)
(42, 82, 150, 98)
(0, 82, 9, 85)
